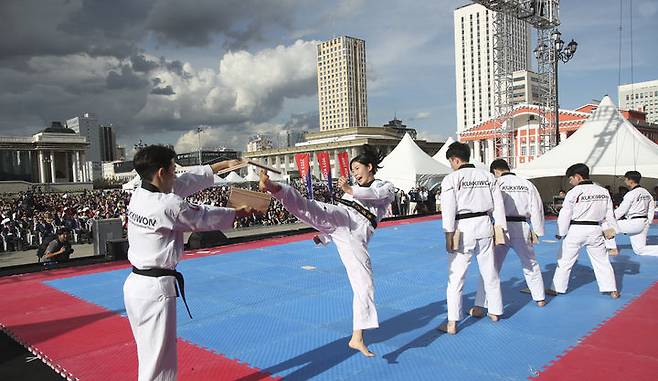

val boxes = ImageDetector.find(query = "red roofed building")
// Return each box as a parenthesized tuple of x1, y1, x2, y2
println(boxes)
(458, 100, 658, 167)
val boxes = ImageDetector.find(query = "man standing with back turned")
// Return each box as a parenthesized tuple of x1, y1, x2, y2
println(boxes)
(548, 163, 620, 299)
(124, 145, 253, 381)
(472, 158, 546, 314)
(438, 142, 507, 334)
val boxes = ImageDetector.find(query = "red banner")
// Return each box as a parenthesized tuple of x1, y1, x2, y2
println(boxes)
(316, 151, 333, 197)
(315, 151, 331, 180)
(294, 153, 313, 199)
(294, 153, 310, 177)
(337, 151, 350, 178)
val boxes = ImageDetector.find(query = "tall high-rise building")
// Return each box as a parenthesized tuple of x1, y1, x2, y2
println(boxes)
(454, 4, 531, 133)
(619, 79, 658, 124)
(99, 124, 117, 162)
(317, 36, 367, 131)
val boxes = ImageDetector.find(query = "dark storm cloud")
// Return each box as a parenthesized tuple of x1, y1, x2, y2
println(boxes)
(150, 85, 176, 96)
(145, 0, 298, 49)
(106, 65, 149, 90)
(131, 54, 159, 73)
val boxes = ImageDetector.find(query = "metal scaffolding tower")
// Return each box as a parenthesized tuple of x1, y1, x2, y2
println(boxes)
(472, 0, 560, 165)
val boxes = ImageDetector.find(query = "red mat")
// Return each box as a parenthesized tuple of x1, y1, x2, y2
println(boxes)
(533, 281, 658, 381)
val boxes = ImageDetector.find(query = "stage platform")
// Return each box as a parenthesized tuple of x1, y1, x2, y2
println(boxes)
(1, 216, 657, 380)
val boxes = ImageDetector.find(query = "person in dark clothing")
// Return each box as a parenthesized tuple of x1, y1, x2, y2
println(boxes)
(43, 228, 74, 262)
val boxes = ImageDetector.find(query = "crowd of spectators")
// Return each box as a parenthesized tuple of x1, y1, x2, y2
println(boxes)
(0, 177, 435, 253)
(0, 188, 130, 252)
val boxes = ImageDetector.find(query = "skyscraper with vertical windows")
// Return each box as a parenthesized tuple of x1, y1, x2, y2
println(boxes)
(317, 36, 368, 131)
(454, 4, 531, 133)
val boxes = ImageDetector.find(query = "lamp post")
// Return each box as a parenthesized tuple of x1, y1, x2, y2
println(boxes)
(534, 30, 578, 146)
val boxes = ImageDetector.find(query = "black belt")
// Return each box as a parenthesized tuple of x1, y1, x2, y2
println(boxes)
(627, 216, 647, 220)
(456, 211, 488, 220)
(337, 199, 378, 229)
(506, 216, 527, 222)
(132, 267, 192, 319)
(570, 220, 600, 226)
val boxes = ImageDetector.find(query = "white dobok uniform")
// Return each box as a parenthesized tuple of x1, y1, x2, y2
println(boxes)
(551, 180, 619, 294)
(474, 172, 546, 306)
(270, 179, 394, 330)
(605, 186, 658, 256)
(440, 164, 507, 321)
(123, 166, 236, 381)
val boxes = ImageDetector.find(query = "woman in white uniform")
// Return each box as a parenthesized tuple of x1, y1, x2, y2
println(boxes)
(259, 145, 395, 357)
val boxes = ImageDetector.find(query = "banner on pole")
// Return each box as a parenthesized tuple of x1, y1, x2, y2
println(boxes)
(294, 153, 313, 199)
(316, 151, 333, 197)
(337, 151, 350, 178)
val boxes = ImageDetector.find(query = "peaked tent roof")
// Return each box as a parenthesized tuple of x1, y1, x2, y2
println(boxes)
(376, 133, 451, 192)
(244, 171, 260, 182)
(515, 96, 658, 179)
(432, 136, 487, 169)
(225, 172, 245, 183)
(213, 174, 228, 185)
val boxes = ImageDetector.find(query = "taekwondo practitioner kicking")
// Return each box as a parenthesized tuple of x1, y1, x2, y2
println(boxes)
(259, 144, 395, 357)
(124, 145, 254, 381)
(547, 163, 621, 299)
(471, 159, 547, 315)
(438, 142, 507, 335)
(604, 171, 658, 256)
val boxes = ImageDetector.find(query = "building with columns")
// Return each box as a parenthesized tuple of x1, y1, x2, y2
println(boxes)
(243, 121, 442, 179)
(0, 122, 90, 183)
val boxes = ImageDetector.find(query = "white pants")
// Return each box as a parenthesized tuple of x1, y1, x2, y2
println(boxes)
(274, 185, 378, 330)
(474, 238, 546, 307)
(446, 237, 503, 321)
(124, 273, 178, 381)
(551, 226, 617, 293)
(605, 219, 658, 256)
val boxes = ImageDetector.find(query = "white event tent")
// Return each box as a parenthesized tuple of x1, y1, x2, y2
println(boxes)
(225, 172, 245, 183)
(376, 133, 452, 192)
(515, 95, 658, 200)
(433, 136, 488, 169)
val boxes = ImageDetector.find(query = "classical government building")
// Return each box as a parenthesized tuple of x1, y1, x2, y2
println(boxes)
(0, 122, 90, 184)
(245, 36, 443, 178)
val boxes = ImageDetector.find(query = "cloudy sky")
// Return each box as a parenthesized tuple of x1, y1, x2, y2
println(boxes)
(1, 0, 656, 156)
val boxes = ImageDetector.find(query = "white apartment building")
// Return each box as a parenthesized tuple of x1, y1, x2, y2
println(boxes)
(454, 3, 531, 133)
(317, 36, 368, 131)
(619, 79, 658, 124)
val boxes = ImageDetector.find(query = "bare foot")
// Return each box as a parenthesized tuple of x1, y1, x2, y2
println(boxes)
(610, 291, 621, 299)
(488, 313, 500, 322)
(536, 300, 547, 307)
(468, 306, 485, 318)
(348, 339, 375, 357)
(438, 321, 457, 335)
(608, 248, 619, 256)
(258, 170, 280, 193)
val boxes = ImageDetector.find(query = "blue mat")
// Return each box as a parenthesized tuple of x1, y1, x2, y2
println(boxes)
(47, 220, 658, 380)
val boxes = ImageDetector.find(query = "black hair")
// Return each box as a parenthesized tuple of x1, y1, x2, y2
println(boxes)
(445, 142, 470, 162)
(350, 144, 384, 174)
(624, 170, 641, 183)
(133, 145, 177, 181)
(57, 227, 70, 235)
(558, 189, 566, 194)
(565, 163, 589, 179)
(489, 158, 510, 173)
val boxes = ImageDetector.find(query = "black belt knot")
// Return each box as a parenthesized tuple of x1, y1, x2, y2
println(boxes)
(570, 220, 600, 226)
(456, 211, 488, 220)
(132, 267, 193, 319)
(506, 216, 527, 222)
(337, 199, 378, 229)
